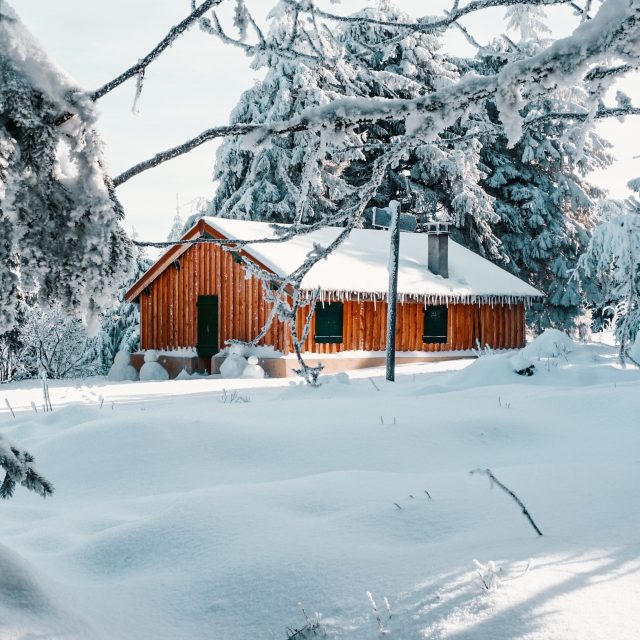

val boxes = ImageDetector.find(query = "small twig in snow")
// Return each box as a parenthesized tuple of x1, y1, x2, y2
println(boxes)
(4, 399, 15, 419)
(470, 468, 543, 536)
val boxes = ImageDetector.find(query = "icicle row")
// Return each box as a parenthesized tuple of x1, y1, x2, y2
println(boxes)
(298, 289, 537, 307)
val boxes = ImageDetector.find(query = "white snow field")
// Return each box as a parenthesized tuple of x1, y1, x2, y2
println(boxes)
(1, 337, 640, 639)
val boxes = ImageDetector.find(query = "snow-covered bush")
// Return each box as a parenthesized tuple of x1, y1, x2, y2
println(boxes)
(107, 351, 138, 382)
(18, 302, 101, 379)
(522, 329, 574, 360)
(139, 351, 169, 382)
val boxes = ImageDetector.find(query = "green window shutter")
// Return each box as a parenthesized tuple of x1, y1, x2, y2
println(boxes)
(314, 302, 343, 344)
(423, 305, 448, 344)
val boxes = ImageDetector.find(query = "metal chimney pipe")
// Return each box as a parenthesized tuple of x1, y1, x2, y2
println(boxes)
(427, 222, 449, 278)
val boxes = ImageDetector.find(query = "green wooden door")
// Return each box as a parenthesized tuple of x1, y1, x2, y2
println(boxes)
(197, 295, 219, 357)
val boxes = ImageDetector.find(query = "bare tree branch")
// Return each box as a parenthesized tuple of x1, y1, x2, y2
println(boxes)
(56, 0, 227, 125)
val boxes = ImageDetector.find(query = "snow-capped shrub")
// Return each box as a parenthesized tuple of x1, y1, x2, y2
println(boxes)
(18, 302, 101, 379)
(522, 329, 574, 359)
(107, 351, 138, 382)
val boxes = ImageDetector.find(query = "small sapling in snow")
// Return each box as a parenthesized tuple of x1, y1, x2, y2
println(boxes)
(474, 559, 502, 591)
(285, 604, 324, 639)
(220, 388, 251, 404)
(366, 591, 391, 636)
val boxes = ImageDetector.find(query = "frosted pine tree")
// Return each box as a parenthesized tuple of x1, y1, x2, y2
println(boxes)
(167, 200, 185, 241)
(0, 3, 131, 330)
(338, 2, 500, 258)
(208, 1, 363, 223)
(98, 237, 152, 370)
(579, 181, 640, 359)
(470, 9, 612, 329)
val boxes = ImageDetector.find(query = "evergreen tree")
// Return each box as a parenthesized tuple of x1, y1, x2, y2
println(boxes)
(0, 4, 131, 330)
(167, 209, 186, 242)
(467, 11, 613, 330)
(97, 238, 152, 370)
(579, 181, 640, 359)
(207, 1, 364, 223)
(338, 2, 499, 258)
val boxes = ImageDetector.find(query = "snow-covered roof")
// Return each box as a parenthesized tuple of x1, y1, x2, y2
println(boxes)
(198, 217, 542, 303)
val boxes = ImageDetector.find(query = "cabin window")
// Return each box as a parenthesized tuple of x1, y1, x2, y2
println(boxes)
(423, 305, 448, 344)
(315, 302, 343, 344)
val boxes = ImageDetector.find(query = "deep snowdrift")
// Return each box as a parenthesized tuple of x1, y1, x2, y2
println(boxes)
(1, 338, 639, 639)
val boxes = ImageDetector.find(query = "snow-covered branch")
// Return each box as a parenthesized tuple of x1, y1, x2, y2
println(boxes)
(114, 0, 639, 187)
(524, 103, 640, 128)
(285, 0, 585, 34)
(0, 434, 54, 499)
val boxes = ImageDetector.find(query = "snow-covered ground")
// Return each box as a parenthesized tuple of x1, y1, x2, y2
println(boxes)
(1, 336, 640, 639)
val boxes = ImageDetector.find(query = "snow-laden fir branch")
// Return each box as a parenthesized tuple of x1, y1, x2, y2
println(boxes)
(524, 103, 640, 129)
(0, 434, 54, 500)
(56, 0, 228, 125)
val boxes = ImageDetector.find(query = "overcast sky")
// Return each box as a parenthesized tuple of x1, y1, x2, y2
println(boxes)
(13, 0, 640, 242)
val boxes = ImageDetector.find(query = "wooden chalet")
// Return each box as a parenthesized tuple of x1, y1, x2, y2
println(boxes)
(125, 217, 542, 377)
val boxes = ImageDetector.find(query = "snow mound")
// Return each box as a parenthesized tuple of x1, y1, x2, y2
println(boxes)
(0, 544, 50, 613)
(508, 351, 535, 375)
(325, 371, 352, 385)
(446, 353, 526, 388)
(107, 351, 138, 382)
(175, 369, 192, 380)
(220, 353, 248, 378)
(241, 356, 265, 379)
(139, 354, 169, 382)
(523, 329, 574, 359)
(143, 350, 160, 363)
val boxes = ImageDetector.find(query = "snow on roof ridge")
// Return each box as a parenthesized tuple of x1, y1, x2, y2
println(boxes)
(200, 216, 543, 300)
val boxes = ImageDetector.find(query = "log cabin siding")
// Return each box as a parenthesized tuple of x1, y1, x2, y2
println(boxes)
(291, 299, 525, 354)
(139, 241, 288, 353)
(138, 240, 526, 357)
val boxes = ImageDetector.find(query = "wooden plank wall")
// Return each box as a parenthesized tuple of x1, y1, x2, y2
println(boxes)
(139, 240, 526, 355)
(139, 243, 287, 352)
(292, 300, 525, 354)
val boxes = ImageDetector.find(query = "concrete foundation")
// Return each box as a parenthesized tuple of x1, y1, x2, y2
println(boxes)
(132, 352, 475, 379)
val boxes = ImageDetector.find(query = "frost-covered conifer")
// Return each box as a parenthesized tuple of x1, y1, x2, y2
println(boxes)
(98, 239, 152, 370)
(208, 1, 363, 223)
(338, 2, 499, 258)
(167, 209, 185, 242)
(468, 10, 612, 330)
(579, 182, 640, 359)
(0, 3, 131, 330)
